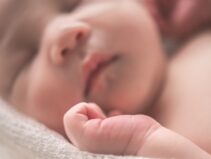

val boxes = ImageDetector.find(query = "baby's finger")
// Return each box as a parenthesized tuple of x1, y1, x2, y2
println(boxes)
(63, 103, 89, 144)
(87, 103, 106, 119)
(63, 102, 106, 146)
(108, 110, 122, 117)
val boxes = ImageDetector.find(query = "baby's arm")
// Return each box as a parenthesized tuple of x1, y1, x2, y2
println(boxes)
(63, 103, 210, 159)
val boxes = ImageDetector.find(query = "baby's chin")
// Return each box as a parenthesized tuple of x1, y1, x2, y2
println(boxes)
(86, 85, 159, 115)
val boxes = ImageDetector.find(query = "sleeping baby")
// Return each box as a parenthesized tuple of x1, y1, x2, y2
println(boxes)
(0, 0, 211, 158)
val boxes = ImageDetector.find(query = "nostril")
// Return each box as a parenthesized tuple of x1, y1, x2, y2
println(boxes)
(50, 45, 73, 65)
(48, 20, 91, 65)
(76, 32, 84, 41)
(75, 28, 91, 45)
(61, 48, 70, 57)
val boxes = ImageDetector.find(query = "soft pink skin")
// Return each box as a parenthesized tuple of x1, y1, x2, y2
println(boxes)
(64, 102, 160, 156)
(64, 102, 211, 158)
(144, 0, 211, 38)
(1, 0, 211, 157)
(0, 0, 165, 136)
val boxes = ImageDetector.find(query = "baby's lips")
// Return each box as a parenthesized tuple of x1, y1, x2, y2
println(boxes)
(82, 53, 114, 79)
(81, 52, 116, 96)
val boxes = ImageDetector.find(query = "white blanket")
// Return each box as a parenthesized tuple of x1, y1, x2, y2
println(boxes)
(0, 99, 154, 159)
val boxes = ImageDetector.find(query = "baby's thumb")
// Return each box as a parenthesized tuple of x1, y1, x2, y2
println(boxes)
(63, 102, 106, 145)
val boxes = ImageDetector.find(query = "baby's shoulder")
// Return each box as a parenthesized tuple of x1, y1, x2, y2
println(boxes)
(154, 30, 211, 153)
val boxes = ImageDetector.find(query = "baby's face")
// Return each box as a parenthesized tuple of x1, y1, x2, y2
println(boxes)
(0, 0, 166, 134)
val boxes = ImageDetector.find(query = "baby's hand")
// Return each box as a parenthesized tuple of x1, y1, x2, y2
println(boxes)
(63, 102, 160, 156)
(63, 103, 210, 158)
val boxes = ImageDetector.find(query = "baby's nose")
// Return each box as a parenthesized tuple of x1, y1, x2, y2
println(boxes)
(43, 18, 91, 65)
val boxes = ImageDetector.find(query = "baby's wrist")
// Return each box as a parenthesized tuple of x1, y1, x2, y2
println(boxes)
(136, 127, 211, 159)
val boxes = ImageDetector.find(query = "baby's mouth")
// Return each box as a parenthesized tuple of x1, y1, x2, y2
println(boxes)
(83, 54, 119, 97)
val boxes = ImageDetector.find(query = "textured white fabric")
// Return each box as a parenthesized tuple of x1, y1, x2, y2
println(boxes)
(0, 99, 153, 159)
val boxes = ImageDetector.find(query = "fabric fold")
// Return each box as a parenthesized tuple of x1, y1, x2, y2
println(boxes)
(0, 99, 150, 159)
